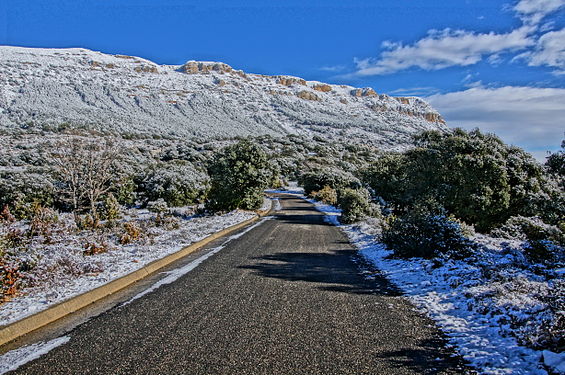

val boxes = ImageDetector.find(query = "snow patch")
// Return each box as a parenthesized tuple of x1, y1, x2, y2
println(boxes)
(0, 336, 70, 374)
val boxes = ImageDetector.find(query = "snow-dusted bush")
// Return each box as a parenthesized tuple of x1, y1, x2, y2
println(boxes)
(147, 199, 169, 223)
(336, 187, 376, 224)
(50, 137, 123, 220)
(100, 193, 121, 223)
(0, 171, 54, 219)
(491, 216, 564, 265)
(492, 216, 563, 243)
(206, 140, 272, 211)
(383, 212, 476, 259)
(139, 161, 209, 207)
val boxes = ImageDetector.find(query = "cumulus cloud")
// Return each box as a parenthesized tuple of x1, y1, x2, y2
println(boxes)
(353, 27, 534, 76)
(513, 0, 565, 25)
(426, 86, 565, 160)
(517, 28, 565, 72)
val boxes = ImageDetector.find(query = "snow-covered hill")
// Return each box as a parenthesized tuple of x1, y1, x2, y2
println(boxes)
(0, 46, 446, 148)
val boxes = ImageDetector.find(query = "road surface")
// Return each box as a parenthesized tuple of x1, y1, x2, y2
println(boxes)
(10, 194, 469, 374)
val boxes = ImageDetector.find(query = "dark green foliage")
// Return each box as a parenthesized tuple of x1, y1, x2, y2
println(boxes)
(362, 129, 552, 231)
(299, 168, 360, 196)
(206, 140, 272, 211)
(114, 177, 137, 206)
(382, 212, 476, 259)
(337, 188, 373, 224)
(360, 153, 409, 208)
(545, 140, 564, 177)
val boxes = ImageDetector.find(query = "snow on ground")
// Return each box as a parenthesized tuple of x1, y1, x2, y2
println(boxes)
(0, 336, 70, 374)
(0, 209, 257, 325)
(295, 191, 563, 375)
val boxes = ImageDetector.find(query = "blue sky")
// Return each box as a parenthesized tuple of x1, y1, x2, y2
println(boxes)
(1, 0, 564, 159)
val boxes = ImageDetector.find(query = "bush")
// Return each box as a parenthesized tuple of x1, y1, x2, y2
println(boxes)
(382, 211, 476, 259)
(311, 186, 337, 205)
(139, 161, 209, 207)
(299, 168, 360, 197)
(0, 171, 54, 219)
(337, 188, 374, 224)
(206, 140, 272, 211)
(119, 222, 142, 244)
(492, 216, 565, 265)
(0, 259, 22, 302)
(147, 199, 169, 224)
(100, 193, 121, 223)
(362, 129, 552, 231)
(360, 152, 408, 208)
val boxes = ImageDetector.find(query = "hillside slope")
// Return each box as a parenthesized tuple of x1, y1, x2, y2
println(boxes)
(0, 46, 446, 148)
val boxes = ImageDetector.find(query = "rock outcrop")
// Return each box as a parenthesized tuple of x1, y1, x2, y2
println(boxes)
(351, 87, 377, 97)
(296, 91, 320, 101)
(312, 84, 332, 93)
(277, 76, 307, 86)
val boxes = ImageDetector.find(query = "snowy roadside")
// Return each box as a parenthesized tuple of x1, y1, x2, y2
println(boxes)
(0, 209, 258, 326)
(286, 190, 563, 375)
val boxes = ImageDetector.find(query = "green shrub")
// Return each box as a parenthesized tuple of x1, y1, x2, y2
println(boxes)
(337, 187, 373, 224)
(101, 193, 121, 223)
(299, 168, 360, 197)
(206, 140, 272, 211)
(362, 129, 552, 231)
(311, 186, 337, 205)
(382, 212, 476, 259)
(114, 177, 137, 206)
(360, 152, 409, 208)
(147, 198, 169, 225)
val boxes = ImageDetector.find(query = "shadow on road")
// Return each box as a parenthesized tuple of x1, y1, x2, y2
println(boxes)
(240, 250, 402, 297)
(376, 340, 473, 375)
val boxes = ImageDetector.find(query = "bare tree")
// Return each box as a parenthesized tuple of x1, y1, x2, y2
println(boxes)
(51, 137, 121, 222)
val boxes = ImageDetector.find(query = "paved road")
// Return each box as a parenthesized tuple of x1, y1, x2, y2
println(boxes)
(11, 195, 469, 374)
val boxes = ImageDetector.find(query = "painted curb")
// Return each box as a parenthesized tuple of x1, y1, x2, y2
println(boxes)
(0, 202, 272, 347)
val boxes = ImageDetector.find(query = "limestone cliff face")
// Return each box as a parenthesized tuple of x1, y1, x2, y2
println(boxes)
(0, 46, 447, 150)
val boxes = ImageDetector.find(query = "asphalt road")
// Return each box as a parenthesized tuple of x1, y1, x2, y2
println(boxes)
(11, 195, 469, 374)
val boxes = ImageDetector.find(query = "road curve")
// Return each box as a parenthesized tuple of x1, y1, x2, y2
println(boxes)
(11, 195, 469, 374)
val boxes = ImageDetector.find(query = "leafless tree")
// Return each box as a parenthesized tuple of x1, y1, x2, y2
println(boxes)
(51, 137, 121, 222)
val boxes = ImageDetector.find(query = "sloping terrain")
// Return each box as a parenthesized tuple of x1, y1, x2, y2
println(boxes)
(0, 46, 446, 149)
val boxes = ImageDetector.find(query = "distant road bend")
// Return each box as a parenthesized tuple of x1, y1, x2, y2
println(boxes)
(11, 194, 469, 374)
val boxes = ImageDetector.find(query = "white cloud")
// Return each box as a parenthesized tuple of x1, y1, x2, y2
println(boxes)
(427, 86, 565, 159)
(514, 0, 565, 25)
(517, 28, 565, 72)
(353, 27, 534, 76)
(319, 65, 346, 72)
(388, 87, 440, 96)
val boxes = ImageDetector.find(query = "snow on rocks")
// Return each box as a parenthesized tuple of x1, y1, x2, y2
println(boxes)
(0, 46, 446, 150)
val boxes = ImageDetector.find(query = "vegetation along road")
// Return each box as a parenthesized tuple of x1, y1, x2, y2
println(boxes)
(11, 195, 469, 374)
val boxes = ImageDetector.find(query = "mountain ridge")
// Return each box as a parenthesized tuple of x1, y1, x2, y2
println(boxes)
(0, 46, 446, 149)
